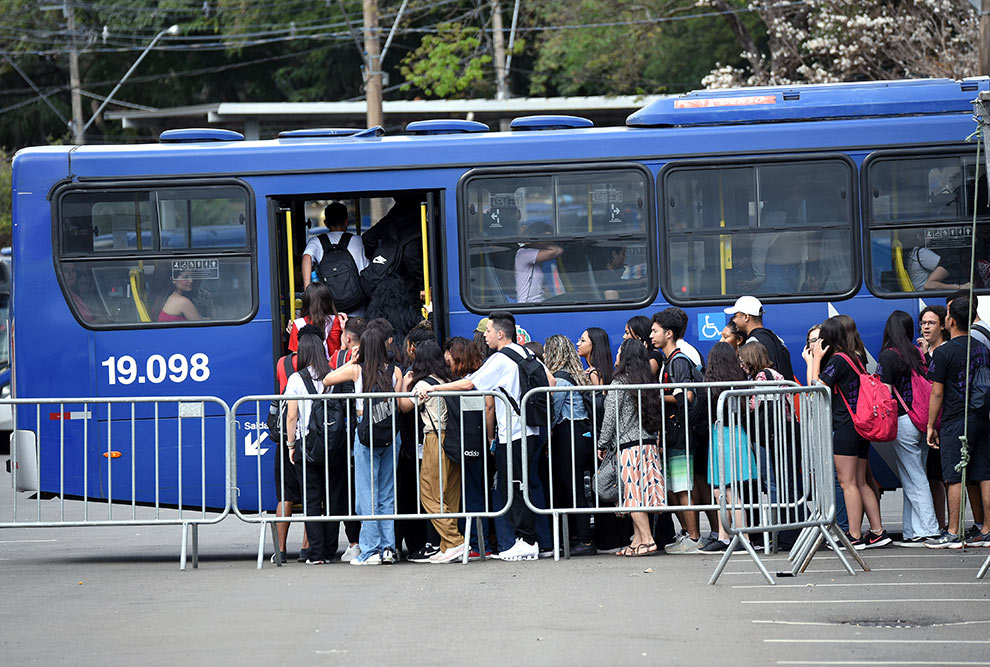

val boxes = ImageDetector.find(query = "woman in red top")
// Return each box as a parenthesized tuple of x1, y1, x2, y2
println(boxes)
(288, 282, 342, 358)
(153, 270, 202, 322)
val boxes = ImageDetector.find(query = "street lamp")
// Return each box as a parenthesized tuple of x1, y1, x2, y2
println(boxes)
(82, 24, 180, 136)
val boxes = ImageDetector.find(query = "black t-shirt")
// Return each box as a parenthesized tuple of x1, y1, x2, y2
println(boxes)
(819, 354, 860, 429)
(746, 327, 795, 382)
(877, 348, 912, 416)
(649, 349, 665, 380)
(928, 336, 990, 422)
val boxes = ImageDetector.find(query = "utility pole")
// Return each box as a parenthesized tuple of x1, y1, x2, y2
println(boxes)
(65, 0, 85, 144)
(491, 0, 508, 101)
(362, 0, 383, 129)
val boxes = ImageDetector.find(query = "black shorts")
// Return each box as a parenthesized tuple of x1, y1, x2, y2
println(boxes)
(832, 420, 870, 459)
(273, 448, 302, 503)
(940, 418, 990, 484)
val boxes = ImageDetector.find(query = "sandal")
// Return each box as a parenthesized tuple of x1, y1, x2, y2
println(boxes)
(615, 544, 636, 556)
(633, 542, 658, 556)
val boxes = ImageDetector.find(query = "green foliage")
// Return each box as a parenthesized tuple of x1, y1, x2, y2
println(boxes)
(399, 23, 492, 98)
(0, 150, 11, 249)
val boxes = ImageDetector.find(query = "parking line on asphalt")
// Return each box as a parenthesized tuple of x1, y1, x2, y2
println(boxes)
(0, 539, 56, 544)
(723, 567, 974, 575)
(766, 639, 990, 644)
(777, 662, 990, 666)
(751, 552, 989, 563)
(734, 581, 978, 589)
(754, 619, 990, 628)
(743, 598, 990, 605)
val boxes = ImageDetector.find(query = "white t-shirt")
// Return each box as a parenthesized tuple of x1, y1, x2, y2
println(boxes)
(304, 231, 370, 273)
(514, 247, 544, 303)
(284, 368, 326, 443)
(907, 247, 941, 290)
(469, 343, 540, 444)
(675, 339, 704, 369)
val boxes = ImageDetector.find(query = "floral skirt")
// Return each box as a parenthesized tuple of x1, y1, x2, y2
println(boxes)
(619, 442, 666, 509)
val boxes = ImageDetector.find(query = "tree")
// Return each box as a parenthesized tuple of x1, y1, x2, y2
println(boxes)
(400, 22, 493, 98)
(702, 0, 978, 88)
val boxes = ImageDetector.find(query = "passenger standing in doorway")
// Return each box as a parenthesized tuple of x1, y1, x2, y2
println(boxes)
(302, 202, 369, 315)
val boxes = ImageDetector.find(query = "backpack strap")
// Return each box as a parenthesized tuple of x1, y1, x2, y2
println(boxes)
(299, 371, 322, 396)
(331, 231, 352, 251)
(317, 234, 332, 255)
(834, 351, 866, 375)
(496, 346, 526, 415)
(282, 354, 296, 381)
(973, 322, 990, 341)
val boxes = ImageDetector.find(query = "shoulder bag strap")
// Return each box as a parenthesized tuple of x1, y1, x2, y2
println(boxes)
(318, 234, 332, 254)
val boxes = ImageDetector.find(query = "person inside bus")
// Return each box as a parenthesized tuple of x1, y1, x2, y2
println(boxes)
(287, 282, 339, 359)
(151, 268, 203, 322)
(62, 263, 109, 323)
(514, 222, 563, 303)
(907, 239, 969, 291)
(597, 246, 628, 301)
(301, 202, 369, 293)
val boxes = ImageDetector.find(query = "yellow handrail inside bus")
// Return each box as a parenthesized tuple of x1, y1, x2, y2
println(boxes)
(129, 268, 151, 322)
(286, 210, 296, 322)
(421, 203, 432, 317)
(892, 238, 914, 291)
(718, 174, 729, 295)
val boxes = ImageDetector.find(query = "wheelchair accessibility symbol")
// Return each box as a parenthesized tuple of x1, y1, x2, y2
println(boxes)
(697, 313, 725, 341)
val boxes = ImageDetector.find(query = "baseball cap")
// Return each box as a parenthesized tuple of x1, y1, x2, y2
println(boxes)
(724, 295, 763, 317)
(475, 317, 489, 334)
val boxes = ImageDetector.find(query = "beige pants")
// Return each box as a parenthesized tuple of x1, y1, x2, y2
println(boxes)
(421, 431, 464, 550)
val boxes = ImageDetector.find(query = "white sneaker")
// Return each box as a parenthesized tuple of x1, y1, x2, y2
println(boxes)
(497, 538, 539, 561)
(664, 536, 703, 555)
(349, 552, 381, 566)
(341, 544, 361, 562)
(431, 544, 466, 564)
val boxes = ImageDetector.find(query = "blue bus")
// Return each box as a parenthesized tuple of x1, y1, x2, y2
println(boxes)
(10, 77, 990, 510)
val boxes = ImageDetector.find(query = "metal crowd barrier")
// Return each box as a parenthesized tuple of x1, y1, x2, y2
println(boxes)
(0, 396, 232, 570)
(231, 390, 514, 568)
(518, 381, 866, 585)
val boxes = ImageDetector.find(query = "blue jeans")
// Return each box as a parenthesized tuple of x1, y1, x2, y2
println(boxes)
(886, 414, 939, 539)
(459, 459, 491, 552)
(353, 429, 396, 559)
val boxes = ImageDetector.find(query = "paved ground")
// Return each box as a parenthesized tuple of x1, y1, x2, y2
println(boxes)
(2, 481, 990, 665)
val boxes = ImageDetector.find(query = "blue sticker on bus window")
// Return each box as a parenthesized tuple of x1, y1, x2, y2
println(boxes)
(697, 313, 725, 341)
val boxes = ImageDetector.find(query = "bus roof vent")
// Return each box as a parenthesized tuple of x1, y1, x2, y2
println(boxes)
(510, 115, 594, 131)
(405, 119, 489, 135)
(159, 128, 245, 143)
(627, 77, 990, 127)
(353, 125, 385, 138)
(278, 128, 361, 138)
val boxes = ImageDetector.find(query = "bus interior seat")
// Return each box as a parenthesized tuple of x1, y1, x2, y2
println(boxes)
(129, 268, 152, 322)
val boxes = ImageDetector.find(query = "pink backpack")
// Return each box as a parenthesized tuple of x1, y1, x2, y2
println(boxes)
(834, 352, 898, 443)
(890, 349, 933, 434)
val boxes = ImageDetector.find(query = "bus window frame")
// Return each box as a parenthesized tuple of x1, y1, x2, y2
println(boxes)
(861, 145, 990, 299)
(658, 152, 860, 306)
(457, 162, 658, 314)
(51, 178, 258, 330)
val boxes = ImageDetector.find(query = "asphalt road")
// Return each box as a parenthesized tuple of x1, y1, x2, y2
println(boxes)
(2, 484, 990, 665)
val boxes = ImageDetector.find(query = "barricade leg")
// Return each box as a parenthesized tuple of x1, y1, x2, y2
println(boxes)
(552, 513, 560, 562)
(787, 526, 816, 563)
(256, 521, 268, 570)
(978, 551, 990, 579)
(475, 517, 487, 560)
(180, 523, 188, 571)
(268, 521, 282, 567)
(463, 517, 472, 565)
(708, 533, 774, 586)
(180, 522, 199, 571)
(191, 524, 199, 569)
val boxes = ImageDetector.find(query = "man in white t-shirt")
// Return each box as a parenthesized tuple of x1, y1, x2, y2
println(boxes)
(302, 202, 370, 289)
(419, 310, 551, 561)
(514, 222, 563, 303)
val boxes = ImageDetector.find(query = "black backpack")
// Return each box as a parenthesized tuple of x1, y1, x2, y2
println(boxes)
(267, 354, 296, 445)
(498, 346, 550, 429)
(422, 377, 485, 463)
(663, 350, 708, 451)
(360, 237, 404, 297)
(317, 233, 365, 312)
(356, 363, 398, 448)
(299, 373, 345, 464)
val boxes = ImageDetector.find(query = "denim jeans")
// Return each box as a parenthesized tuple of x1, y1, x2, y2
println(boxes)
(353, 429, 396, 559)
(885, 414, 940, 539)
(460, 458, 491, 552)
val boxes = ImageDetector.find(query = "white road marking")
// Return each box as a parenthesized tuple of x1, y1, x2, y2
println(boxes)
(754, 619, 990, 628)
(778, 662, 990, 666)
(766, 639, 990, 644)
(734, 581, 978, 589)
(723, 567, 974, 575)
(743, 598, 990, 605)
(0, 539, 57, 544)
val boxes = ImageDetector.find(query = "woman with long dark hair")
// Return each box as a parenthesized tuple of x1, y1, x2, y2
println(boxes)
(624, 315, 661, 376)
(397, 341, 465, 563)
(811, 316, 890, 549)
(876, 311, 940, 543)
(544, 334, 596, 555)
(699, 342, 757, 552)
(323, 327, 404, 565)
(288, 281, 338, 357)
(151, 269, 203, 322)
(597, 340, 664, 556)
(284, 325, 334, 564)
(577, 327, 613, 386)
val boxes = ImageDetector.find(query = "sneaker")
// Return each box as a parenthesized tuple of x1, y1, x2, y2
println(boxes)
(468, 549, 493, 561)
(296, 547, 310, 563)
(663, 532, 687, 551)
(305, 558, 327, 565)
(849, 534, 868, 551)
(380, 547, 398, 565)
(340, 544, 361, 563)
(966, 524, 985, 542)
(862, 529, 892, 549)
(349, 552, 382, 566)
(664, 536, 703, 554)
(538, 549, 554, 559)
(569, 542, 597, 557)
(925, 531, 963, 549)
(497, 538, 539, 561)
(965, 530, 990, 547)
(700, 539, 728, 553)
(431, 544, 466, 564)
(270, 550, 288, 564)
(896, 535, 940, 547)
(407, 543, 440, 563)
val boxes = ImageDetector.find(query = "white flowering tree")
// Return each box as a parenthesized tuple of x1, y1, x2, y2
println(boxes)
(701, 0, 979, 88)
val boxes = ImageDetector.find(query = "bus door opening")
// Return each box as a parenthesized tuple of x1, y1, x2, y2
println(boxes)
(269, 190, 445, 363)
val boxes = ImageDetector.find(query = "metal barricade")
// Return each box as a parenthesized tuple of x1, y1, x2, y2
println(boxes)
(231, 390, 514, 568)
(708, 385, 868, 584)
(1, 396, 232, 570)
(519, 381, 865, 584)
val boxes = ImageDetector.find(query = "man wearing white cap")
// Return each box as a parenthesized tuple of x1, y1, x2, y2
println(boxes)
(724, 295, 795, 382)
